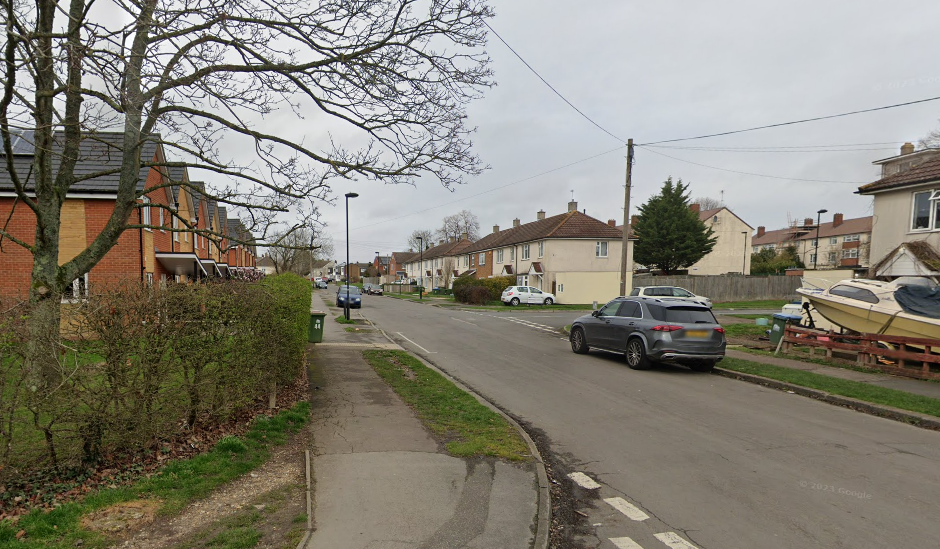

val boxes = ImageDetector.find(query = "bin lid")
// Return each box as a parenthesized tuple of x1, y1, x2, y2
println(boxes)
(772, 313, 802, 321)
(310, 310, 325, 315)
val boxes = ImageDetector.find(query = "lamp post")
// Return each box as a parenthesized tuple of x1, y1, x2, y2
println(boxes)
(813, 208, 828, 270)
(344, 192, 358, 320)
(742, 231, 749, 274)
(416, 236, 423, 300)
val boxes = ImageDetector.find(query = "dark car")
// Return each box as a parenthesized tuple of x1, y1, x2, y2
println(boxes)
(363, 283, 383, 295)
(336, 286, 362, 309)
(314, 280, 328, 289)
(569, 296, 726, 372)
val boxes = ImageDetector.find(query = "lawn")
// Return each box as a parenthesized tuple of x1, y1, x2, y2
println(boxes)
(722, 323, 770, 338)
(363, 350, 529, 461)
(712, 299, 790, 310)
(455, 302, 594, 312)
(0, 402, 310, 548)
(718, 314, 772, 320)
(719, 357, 940, 418)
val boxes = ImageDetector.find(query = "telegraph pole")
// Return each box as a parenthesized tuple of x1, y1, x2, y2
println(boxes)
(619, 139, 634, 297)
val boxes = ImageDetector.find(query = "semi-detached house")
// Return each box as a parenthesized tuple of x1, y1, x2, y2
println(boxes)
(461, 201, 634, 304)
(0, 130, 257, 299)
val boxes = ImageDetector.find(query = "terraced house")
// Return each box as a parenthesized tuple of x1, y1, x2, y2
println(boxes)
(461, 201, 633, 304)
(400, 237, 474, 289)
(0, 131, 258, 298)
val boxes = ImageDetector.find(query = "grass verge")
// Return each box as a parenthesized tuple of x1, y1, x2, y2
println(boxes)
(723, 323, 770, 338)
(0, 402, 310, 548)
(455, 303, 593, 312)
(334, 316, 366, 325)
(720, 357, 940, 418)
(719, 314, 771, 320)
(713, 300, 789, 310)
(344, 327, 373, 333)
(363, 350, 529, 461)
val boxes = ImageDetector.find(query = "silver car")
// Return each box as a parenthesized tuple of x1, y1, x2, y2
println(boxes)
(569, 297, 725, 372)
(630, 286, 712, 308)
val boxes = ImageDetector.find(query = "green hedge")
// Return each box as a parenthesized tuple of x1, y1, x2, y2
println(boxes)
(452, 275, 515, 304)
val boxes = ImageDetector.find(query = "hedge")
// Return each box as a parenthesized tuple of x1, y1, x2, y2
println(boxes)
(452, 275, 515, 304)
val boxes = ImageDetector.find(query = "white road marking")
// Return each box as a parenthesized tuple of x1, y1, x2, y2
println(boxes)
(450, 317, 476, 326)
(610, 537, 645, 549)
(395, 333, 437, 354)
(603, 497, 649, 521)
(654, 532, 698, 549)
(567, 472, 601, 490)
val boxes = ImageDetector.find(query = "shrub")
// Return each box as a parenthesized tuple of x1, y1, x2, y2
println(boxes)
(452, 275, 515, 304)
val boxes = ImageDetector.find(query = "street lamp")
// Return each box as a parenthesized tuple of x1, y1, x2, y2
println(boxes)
(813, 208, 828, 270)
(344, 192, 358, 320)
(742, 231, 749, 275)
(416, 236, 423, 300)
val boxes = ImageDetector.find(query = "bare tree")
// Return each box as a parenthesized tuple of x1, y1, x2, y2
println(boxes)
(919, 122, 940, 149)
(442, 257, 455, 288)
(0, 0, 494, 385)
(408, 229, 434, 251)
(268, 228, 333, 275)
(692, 197, 723, 211)
(437, 209, 479, 241)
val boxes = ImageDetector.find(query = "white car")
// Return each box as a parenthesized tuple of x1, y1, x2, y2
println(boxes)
(501, 286, 556, 306)
(629, 286, 712, 308)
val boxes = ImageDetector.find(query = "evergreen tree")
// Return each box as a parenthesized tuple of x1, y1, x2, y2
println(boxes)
(633, 178, 717, 274)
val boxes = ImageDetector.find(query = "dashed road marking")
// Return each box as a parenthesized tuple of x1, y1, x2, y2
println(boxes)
(654, 532, 698, 549)
(568, 472, 601, 490)
(610, 537, 645, 549)
(603, 497, 649, 521)
(395, 332, 437, 354)
(450, 317, 476, 326)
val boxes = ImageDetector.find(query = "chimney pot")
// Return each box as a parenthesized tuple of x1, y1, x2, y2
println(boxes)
(901, 142, 915, 155)
(567, 200, 578, 213)
(461, 231, 468, 241)
(690, 203, 701, 213)
(607, 219, 616, 227)
(833, 213, 844, 227)
(537, 210, 546, 220)
(757, 226, 766, 238)
(804, 218, 814, 227)
(493, 224, 499, 233)
(513, 218, 521, 228)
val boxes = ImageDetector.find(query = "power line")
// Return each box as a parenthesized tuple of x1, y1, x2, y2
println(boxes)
(483, 21, 626, 144)
(638, 95, 940, 146)
(648, 141, 903, 150)
(351, 145, 625, 231)
(644, 145, 897, 153)
(637, 145, 867, 184)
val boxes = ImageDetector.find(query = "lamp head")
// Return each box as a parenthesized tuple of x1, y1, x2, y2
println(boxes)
(817, 208, 828, 214)
(345, 192, 359, 198)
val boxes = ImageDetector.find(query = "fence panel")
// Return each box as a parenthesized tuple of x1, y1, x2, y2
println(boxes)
(634, 275, 803, 302)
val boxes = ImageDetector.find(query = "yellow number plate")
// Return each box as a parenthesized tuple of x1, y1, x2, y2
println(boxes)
(685, 330, 709, 338)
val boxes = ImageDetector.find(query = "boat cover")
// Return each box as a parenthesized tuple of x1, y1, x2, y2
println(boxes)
(894, 285, 940, 319)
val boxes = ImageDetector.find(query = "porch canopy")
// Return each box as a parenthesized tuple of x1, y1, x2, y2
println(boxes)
(199, 258, 224, 277)
(156, 252, 208, 278)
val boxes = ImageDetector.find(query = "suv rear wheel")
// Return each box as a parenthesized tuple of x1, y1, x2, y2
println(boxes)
(625, 339, 651, 370)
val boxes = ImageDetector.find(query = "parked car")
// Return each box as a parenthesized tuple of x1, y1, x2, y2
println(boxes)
(569, 296, 725, 372)
(336, 286, 362, 308)
(501, 286, 555, 306)
(314, 280, 328, 289)
(363, 283, 383, 295)
(630, 286, 712, 308)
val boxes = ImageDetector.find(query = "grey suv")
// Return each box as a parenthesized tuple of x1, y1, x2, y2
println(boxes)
(569, 297, 726, 372)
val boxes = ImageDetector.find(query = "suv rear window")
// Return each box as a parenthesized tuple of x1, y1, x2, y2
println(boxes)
(662, 306, 716, 324)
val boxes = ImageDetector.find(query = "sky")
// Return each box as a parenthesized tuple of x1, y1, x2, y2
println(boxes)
(277, 0, 940, 262)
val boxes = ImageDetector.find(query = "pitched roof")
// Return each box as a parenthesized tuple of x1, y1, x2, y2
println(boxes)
(0, 130, 160, 193)
(392, 251, 417, 264)
(870, 241, 940, 275)
(751, 216, 873, 246)
(858, 155, 940, 194)
(416, 238, 474, 261)
(465, 211, 623, 254)
(257, 256, 275, 268)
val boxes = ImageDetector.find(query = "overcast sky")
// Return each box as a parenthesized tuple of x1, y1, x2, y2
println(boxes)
(304, 0, 940, 263)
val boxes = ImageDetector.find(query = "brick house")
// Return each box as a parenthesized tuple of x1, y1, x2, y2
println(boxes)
(400, 238, 473, 289)
(751, 213, 873, 270)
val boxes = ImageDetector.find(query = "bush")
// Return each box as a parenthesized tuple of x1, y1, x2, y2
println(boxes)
(452, 275, 515, 304)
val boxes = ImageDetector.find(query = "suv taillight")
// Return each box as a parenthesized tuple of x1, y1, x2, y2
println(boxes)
(714, 327, 725, 334)
(651, 325, 683, 332)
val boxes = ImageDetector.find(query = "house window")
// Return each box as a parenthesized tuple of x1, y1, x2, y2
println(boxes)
(158, 208, 164, 231)
(829, 237, 838, 245)
(843, 234, 860, 242)
(596, 241, 608, 257)
(146, 273, 154, 286)
(827, 252, 837, 263)
(497, 249, 503, 263)
(63, 273, 90, 301)
(912, 191, 932, 230)
(522, 244, 530, 260)
(510, 247, 515, 261)
(471, 255, 475, 267)
(809, 254, 817, 264)
(479, 253, 485, 266)
(463, 255, 468, 266)
(811, 239, 817, 247)
(172, 216, 179, 241)
(843, 249, 859, 259)
(141, 197, 151, 229)
(538, 241, 544, 257)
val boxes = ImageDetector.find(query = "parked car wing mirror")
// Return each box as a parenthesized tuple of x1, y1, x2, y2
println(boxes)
(591, 310, 599, 317)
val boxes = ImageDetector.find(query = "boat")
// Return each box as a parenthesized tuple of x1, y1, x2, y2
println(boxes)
(795, 278, 940, 341)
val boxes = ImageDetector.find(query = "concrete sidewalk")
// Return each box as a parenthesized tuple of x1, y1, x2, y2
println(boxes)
(304, 290, 541, 549)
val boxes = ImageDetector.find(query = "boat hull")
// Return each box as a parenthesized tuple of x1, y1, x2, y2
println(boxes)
(797, 290, 940, 340)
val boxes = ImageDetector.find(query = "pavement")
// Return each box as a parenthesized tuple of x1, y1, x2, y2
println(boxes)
(302, 290, 542, 549)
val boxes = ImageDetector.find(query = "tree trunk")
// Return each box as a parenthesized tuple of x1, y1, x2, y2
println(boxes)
(26, 238, 65, 389)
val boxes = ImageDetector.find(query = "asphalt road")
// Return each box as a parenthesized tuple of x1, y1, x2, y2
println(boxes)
(350, 291, 940, 549)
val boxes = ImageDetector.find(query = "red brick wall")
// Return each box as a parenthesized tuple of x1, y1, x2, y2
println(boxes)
(0, 198, 39, 298)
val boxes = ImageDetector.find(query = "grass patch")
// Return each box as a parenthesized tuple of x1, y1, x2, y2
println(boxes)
(363, 350, 529, 461)
(713, 300, 790, 310)
(723, 323, 770, 338)
(719, 314, 771, 320)
(720, 357, 940, 417)
(456, 303, 593, 312)
(0, 402, 310, 548)
(344, 327, 373, 333)
(334, 316, 365, 325)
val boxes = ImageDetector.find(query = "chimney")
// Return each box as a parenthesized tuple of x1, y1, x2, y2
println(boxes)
(493, 224, 499, 233)
(438, 239, 443, 246)
(833, 213, 844, 227)
(631, 215, 639, 226)
(537, 210, 546, 220)
(513, 218, 521, 228)
(901, 142, 915, 155)
(607, 219, 616, 227)
(690, 203, 700, 213)
(461, 231, 468, 241)
(803, 218, 813, 227)
(757, 226, 765, 238)
(567, 200, 578, 213)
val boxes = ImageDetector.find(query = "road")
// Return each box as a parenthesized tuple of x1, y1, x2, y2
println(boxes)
(352, 291, 940, 549)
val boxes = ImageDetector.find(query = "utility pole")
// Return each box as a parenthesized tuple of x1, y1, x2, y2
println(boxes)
(619, 139, 634, 297)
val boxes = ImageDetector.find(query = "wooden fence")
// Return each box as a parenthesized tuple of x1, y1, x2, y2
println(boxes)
(782, 325, 940, 381)
(635, 275, 803, 302)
